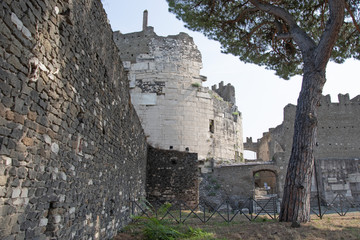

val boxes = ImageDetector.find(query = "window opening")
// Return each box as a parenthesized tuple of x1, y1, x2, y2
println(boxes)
(209, 119, 214, 133)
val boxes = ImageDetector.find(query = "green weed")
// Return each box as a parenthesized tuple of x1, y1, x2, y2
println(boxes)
(183, 227, 215, 239)
(191, 82, 201, 88)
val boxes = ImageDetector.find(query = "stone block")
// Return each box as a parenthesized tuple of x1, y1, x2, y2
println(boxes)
(21, 26, 32, 40)
(196, 91, 211, 99)
(5, 111, 15, 121)
(11, 188, 21, 198)
(331, 183, 349, 191)
(17, 167, 27, 179)
(39, 218, 48, 227)
(13, 113, 24, 124)
(11, 13, 23, 31)
(327, 177, 337, 183)
(53, 215, 61, 224)
(13, 198, 24, 206)
(148, 62, 156, 70)
(347, 173, 360, 182)
(21, 137, 33, 146)
(51, 142, 59, 154)
(131, 93, 157, 106)
(122, 61, 131, 70)
(164, 88, 178, 95)
(131, 62, 148, 71)
(0, 176, 7, 186)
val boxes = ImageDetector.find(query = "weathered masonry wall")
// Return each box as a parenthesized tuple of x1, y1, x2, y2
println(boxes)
(202, 163, 281, 201)
(0, 1, 147, 239)
(113, 27, 244, 167)
(316, 158, 360, 203)
(243, 94, 360, 201)
(315, 94, 360, 159)
(147, 147, 199, 208)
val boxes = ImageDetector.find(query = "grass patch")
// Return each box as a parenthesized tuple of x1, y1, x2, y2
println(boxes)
(183, 227, 216, 240)
(115, 209, 360, 240)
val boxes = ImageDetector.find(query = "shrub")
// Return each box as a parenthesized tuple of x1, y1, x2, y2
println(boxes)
(191, 82, 201, 88)
(134, 202, 183, 240)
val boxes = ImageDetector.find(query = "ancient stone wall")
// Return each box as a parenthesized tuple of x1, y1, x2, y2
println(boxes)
(316, 158, 360, 203)
(211, 81, 236, 105)
(242, 94, 360, 201)
(246, 94, 360, 162)
(146, 146, 199, 208)
(316, 94, 360, 159)
(114, 27, 244, 168)
(0, 1, 147, 239)
(209, 163, 281, 199)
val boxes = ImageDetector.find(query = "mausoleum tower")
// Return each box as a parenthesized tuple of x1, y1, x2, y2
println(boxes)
(113, 11, 244, 167)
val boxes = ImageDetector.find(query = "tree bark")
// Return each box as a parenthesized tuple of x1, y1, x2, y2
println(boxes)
(279, 0, 345, 223)
(279, 61, 326, 223)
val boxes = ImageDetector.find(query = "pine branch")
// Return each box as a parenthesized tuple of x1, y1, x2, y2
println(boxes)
(248, 0, 316, 53)
(345, 1, 360, 33)
(315, 0, 345, 70)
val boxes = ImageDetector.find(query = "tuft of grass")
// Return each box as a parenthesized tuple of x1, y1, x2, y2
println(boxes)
(252, 216, 277, 223)
(119, 202, 360, 240)
(191, 82, 201, 88)
(184, 227, 216, 240)
(208, 90, 224, 101)
(142, 217, 183, 240)
(213, 183, 221, 190)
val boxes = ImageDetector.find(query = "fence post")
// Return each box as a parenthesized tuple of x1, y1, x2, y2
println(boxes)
(130, 199, 134, 216)
(273, 197, 276, 219)
(227, 200, 230, 222)
(314, 160, 323, 219)
(203, 205, 206, 223)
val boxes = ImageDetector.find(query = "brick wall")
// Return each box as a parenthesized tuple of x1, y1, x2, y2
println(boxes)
(147, 146, 199, 208)
(0, 1, 147, 239)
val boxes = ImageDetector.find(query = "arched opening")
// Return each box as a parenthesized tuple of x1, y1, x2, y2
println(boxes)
(253, 170, 277, 197)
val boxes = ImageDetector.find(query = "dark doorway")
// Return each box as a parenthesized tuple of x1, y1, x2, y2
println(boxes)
(253, 170, 277, 197)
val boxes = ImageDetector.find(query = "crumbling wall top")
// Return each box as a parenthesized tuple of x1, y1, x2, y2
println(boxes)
(211, 81, 236, 105)
(113, 22, 201, 64)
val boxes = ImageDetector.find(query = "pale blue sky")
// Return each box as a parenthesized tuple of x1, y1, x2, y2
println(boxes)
(102, 0, 360, 141)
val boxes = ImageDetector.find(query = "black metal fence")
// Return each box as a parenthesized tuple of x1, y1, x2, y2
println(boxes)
(310, 193, 360, 218)
(130, 194, 360, 224)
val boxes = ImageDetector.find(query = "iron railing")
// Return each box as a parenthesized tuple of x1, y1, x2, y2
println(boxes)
(130, 194, 359, 224)
(130, 197, 280, 224)
(310, 193, 360, 219)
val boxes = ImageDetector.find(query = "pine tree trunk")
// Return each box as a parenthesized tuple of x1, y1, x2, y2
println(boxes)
(279, 63, 326, 223)
(278, 0, 345, 223)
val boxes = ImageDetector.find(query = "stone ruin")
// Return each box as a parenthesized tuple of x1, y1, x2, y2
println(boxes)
(113, 10, 245, 213)
(1, 2, 359, 239)
(113, 11, 244, 169)
(0, 1, 147, 239)
(0, 3, 243, 238)
(208, 94, 360, 207)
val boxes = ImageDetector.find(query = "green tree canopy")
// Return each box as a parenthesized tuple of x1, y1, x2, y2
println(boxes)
(167, 0, 359, 79)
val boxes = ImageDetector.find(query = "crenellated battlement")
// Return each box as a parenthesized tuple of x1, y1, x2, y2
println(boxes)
(246, 93, 360, 160)
(211, 81, 236, 105)
(320, 93, 360, 105)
